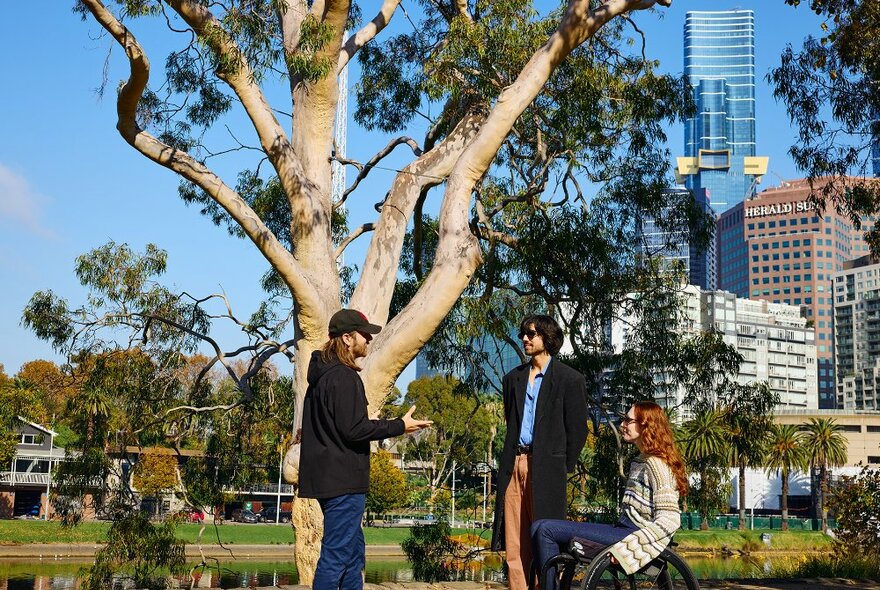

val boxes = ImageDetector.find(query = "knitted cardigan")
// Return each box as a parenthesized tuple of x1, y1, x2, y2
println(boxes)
(607, 454, 681, 575)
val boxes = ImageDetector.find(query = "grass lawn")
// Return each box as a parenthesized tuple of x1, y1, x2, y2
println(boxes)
(0, 520, 833, 552)
(673, 529, 834, 552)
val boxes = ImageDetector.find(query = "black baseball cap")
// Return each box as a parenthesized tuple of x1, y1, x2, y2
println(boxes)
(328, 309, 382, 337)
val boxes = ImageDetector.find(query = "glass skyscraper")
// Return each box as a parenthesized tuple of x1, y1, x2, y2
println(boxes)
(676, 10, 768, 213)
(639, 188, 717, 290)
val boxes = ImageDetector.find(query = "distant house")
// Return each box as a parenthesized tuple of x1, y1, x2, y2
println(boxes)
(0, 417, 65, 519)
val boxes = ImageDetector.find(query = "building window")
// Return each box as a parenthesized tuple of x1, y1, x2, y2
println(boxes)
(868, 456, 880, 464)
(867, 426, 880, 433)
(20, 433, 42, 445)
(840, 424, 861, 433)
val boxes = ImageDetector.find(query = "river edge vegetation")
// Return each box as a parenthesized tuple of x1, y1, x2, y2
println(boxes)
(0, 520, 834, 553)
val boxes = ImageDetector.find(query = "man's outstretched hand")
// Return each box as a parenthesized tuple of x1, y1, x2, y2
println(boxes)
(402, 405, 433, 433)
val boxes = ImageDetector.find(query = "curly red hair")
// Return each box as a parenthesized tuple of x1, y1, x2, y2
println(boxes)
(632, 401, 689, 497)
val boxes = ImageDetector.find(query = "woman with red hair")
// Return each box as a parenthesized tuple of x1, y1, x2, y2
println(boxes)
(531, 401, 688, 590)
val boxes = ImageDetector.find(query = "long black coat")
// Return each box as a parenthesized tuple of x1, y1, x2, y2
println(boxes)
(490, 358, 589, 550)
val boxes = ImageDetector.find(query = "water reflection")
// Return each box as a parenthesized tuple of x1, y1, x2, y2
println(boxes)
(0, 555, 798, 589)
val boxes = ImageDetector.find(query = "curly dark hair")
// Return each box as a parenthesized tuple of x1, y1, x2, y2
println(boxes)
(519, 314, 564, 356)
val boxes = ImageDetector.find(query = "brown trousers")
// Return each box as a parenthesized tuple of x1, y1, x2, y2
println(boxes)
(504, 453, 534, 590)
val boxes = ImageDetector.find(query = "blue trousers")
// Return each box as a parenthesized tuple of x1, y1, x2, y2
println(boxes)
(531, 516, 638, 590)
(313, 494, 366, 590)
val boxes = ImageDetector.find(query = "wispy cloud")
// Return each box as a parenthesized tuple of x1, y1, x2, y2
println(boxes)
(0, 163, 56, 239)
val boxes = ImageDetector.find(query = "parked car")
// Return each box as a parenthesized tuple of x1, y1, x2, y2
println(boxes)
(230, 508, 259, 523)
(258, 505, 292, 523)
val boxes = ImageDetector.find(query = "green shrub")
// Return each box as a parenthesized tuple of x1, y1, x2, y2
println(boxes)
(401, 520, 463, 582)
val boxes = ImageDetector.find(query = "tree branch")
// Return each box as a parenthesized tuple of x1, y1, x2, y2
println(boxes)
(351, 109, 485, 323)
(165, 0, 310, 204)
(334, 223, 375, 259)
(333, 136, 423, 207)
(360, 0, 672, 398)
(338, 0, 402, 71)
(77, 0, 324, 316)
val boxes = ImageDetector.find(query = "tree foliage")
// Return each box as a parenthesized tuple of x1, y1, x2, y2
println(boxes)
(83, 512, 186, 590)
(401, 519, 464, 583)
(801, 417, 848, 531)
(366, 449, 409, 521)
(678, 409, 730, 529)
(772, 0, 880, 251)
(765, 423, 809, 531)
(829, 465, 880, 559)
(725, 382, 778, 530)
(388, 376, 495, 491)
(133, 449, 180, 500)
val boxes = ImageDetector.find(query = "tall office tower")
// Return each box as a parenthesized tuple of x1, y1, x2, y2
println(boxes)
(675, 10, 769, 213)
(638, 188, 717, 290)
(717, 178, 875, 409)
(834, 255, 880, 410)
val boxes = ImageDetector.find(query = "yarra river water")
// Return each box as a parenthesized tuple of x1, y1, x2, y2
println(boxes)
(0, 555, 794, 589)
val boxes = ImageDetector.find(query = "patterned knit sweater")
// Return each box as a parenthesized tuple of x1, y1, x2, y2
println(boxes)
(607, 454, 681, 575)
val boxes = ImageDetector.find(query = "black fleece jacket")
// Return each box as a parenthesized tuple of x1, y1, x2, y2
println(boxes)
(298, 350, 405, 499)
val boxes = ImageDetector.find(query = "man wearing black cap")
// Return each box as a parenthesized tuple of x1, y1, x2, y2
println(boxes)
(300, 308, 432, 590)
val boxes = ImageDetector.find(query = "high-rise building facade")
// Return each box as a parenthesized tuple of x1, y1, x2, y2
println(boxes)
(639, 188, 717, 290)
(717, 178, 874, 408)
(675, 10, 769, 213)
(611, 284, 818, 417)
(834, 255, 880, 410)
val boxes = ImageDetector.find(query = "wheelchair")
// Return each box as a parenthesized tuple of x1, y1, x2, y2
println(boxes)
(532, 536, 700, 590)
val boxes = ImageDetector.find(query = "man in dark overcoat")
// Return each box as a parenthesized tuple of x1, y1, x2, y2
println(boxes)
(491, 314, 588, 590)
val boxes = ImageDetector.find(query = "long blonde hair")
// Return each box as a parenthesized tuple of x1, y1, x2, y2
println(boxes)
(321, 334, 361, 371)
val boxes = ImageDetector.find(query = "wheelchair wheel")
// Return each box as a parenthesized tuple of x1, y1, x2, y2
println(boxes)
(579, 550, 700, 590)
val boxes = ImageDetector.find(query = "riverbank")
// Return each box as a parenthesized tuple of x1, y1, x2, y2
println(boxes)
(0, 521, 835, 554)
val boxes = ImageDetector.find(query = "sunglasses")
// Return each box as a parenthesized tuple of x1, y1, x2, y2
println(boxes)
(618, 413, 637, 425)
(519, 329, 539, 340)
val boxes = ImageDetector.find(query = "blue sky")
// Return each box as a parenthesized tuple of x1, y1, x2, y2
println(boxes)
(0, 1, 826, 387)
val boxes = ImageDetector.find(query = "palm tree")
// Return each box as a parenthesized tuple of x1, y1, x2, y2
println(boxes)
(765, 423, 808, 531)
(727, 412, 772, 530)
(800, 418, 847, 532)
(74, 387, 111, 444)
(679, 409, 729, 530)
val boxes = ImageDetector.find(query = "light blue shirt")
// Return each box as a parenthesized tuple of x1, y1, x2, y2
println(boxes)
(518, 358, 550, 446)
